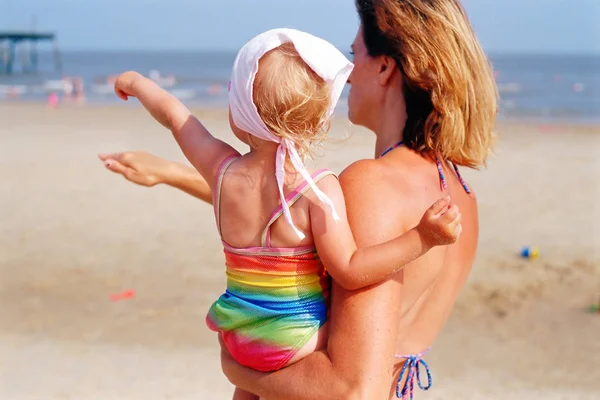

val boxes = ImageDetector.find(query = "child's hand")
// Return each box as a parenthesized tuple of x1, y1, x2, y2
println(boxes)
(114, 71, 144, 101)
(416, 196, 462, 249)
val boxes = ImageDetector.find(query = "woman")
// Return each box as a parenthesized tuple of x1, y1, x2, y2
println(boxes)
(100, 1, 497, 398)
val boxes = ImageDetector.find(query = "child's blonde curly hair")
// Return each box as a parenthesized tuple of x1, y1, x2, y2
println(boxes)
(252, 43, 332, 160)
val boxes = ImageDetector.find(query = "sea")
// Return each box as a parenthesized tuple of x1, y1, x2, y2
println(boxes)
(1, 50, 599, 123)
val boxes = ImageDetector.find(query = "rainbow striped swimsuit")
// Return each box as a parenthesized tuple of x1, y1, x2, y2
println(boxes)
(205, 156, 332, 372)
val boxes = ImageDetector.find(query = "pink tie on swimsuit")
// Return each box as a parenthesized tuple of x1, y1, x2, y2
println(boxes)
(394, 349, 432, 400)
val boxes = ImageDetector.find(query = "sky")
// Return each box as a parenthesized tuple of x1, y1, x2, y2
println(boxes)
(2, 0, 599, 54)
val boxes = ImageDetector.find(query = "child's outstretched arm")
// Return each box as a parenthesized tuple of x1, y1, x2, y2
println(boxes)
(309, 175, 461, 291)
(114, 71, 239, 188)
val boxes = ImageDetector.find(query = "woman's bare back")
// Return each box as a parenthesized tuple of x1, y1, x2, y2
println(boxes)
(370, 147, 479, 394)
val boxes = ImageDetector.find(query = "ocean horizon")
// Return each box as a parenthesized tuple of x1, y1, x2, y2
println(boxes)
(1, 50, 599, 123)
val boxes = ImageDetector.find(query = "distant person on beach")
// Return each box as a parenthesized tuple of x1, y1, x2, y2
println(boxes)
(73, 77, 85, 103)
(62, 76, 74, 100)
(100, 1, 497, 398)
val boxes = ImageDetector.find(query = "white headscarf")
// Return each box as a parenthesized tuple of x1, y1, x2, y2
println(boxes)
(229, 28, 354, 239)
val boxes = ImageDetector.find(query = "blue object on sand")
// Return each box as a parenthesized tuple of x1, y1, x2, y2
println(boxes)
(521, 246, 540, 259)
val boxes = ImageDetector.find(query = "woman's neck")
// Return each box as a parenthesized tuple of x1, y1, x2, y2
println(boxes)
(373, 86, 408, 158)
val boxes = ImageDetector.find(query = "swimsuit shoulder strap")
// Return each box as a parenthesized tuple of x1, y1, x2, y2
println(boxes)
(435, 157, 471, 194)
(213, 155, 241, 238)
(261, 169, 337, 247)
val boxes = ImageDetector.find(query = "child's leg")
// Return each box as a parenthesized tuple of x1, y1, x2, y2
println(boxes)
(285, 322, 329, 366)
(233, 387, 259, 400)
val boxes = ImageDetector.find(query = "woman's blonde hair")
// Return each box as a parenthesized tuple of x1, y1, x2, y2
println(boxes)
(252, 43, 331, 159)
(356, 0, 498, 168)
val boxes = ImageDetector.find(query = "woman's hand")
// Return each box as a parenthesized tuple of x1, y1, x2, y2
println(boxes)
(99, 151, 172, 187)
(218, 334, 238, 383)
(99, 151, 213, 204)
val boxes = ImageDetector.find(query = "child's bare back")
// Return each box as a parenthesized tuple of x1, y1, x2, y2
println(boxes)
(216, 153, 320, 250)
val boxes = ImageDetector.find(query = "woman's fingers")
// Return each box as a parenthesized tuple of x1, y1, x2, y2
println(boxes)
(98, 152, 126, 163)
(103, 158, 149, 186)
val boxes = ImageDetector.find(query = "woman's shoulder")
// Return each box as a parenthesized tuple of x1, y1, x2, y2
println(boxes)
(339, 158, 416, 244)
(339, 159, 385, 188)
(339, 157, 412, 198)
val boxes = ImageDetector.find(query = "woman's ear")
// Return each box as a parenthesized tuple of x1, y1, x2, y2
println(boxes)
(378, 55, 397, 86)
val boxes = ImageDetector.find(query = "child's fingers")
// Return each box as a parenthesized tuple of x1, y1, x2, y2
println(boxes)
(115, 89, 129, 101)
(443, 218, 462, 241)
(439, 204, 460, 222)
(428, 196, 451, 216)
(454, 212, 462, 225)
(455, 224, 462, 238)
(448, 215, 462, 230)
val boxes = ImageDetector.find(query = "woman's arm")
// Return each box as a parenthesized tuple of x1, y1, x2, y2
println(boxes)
(221, 279, 402, 400)
(221, 160, 409, 399)
(99, 152, 213, 204)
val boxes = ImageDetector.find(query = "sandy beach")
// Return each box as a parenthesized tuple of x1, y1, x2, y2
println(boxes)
(1, 103, 599, 399)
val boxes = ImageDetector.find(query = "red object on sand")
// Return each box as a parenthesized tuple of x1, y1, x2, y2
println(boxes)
(110, 289, 136, 302)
